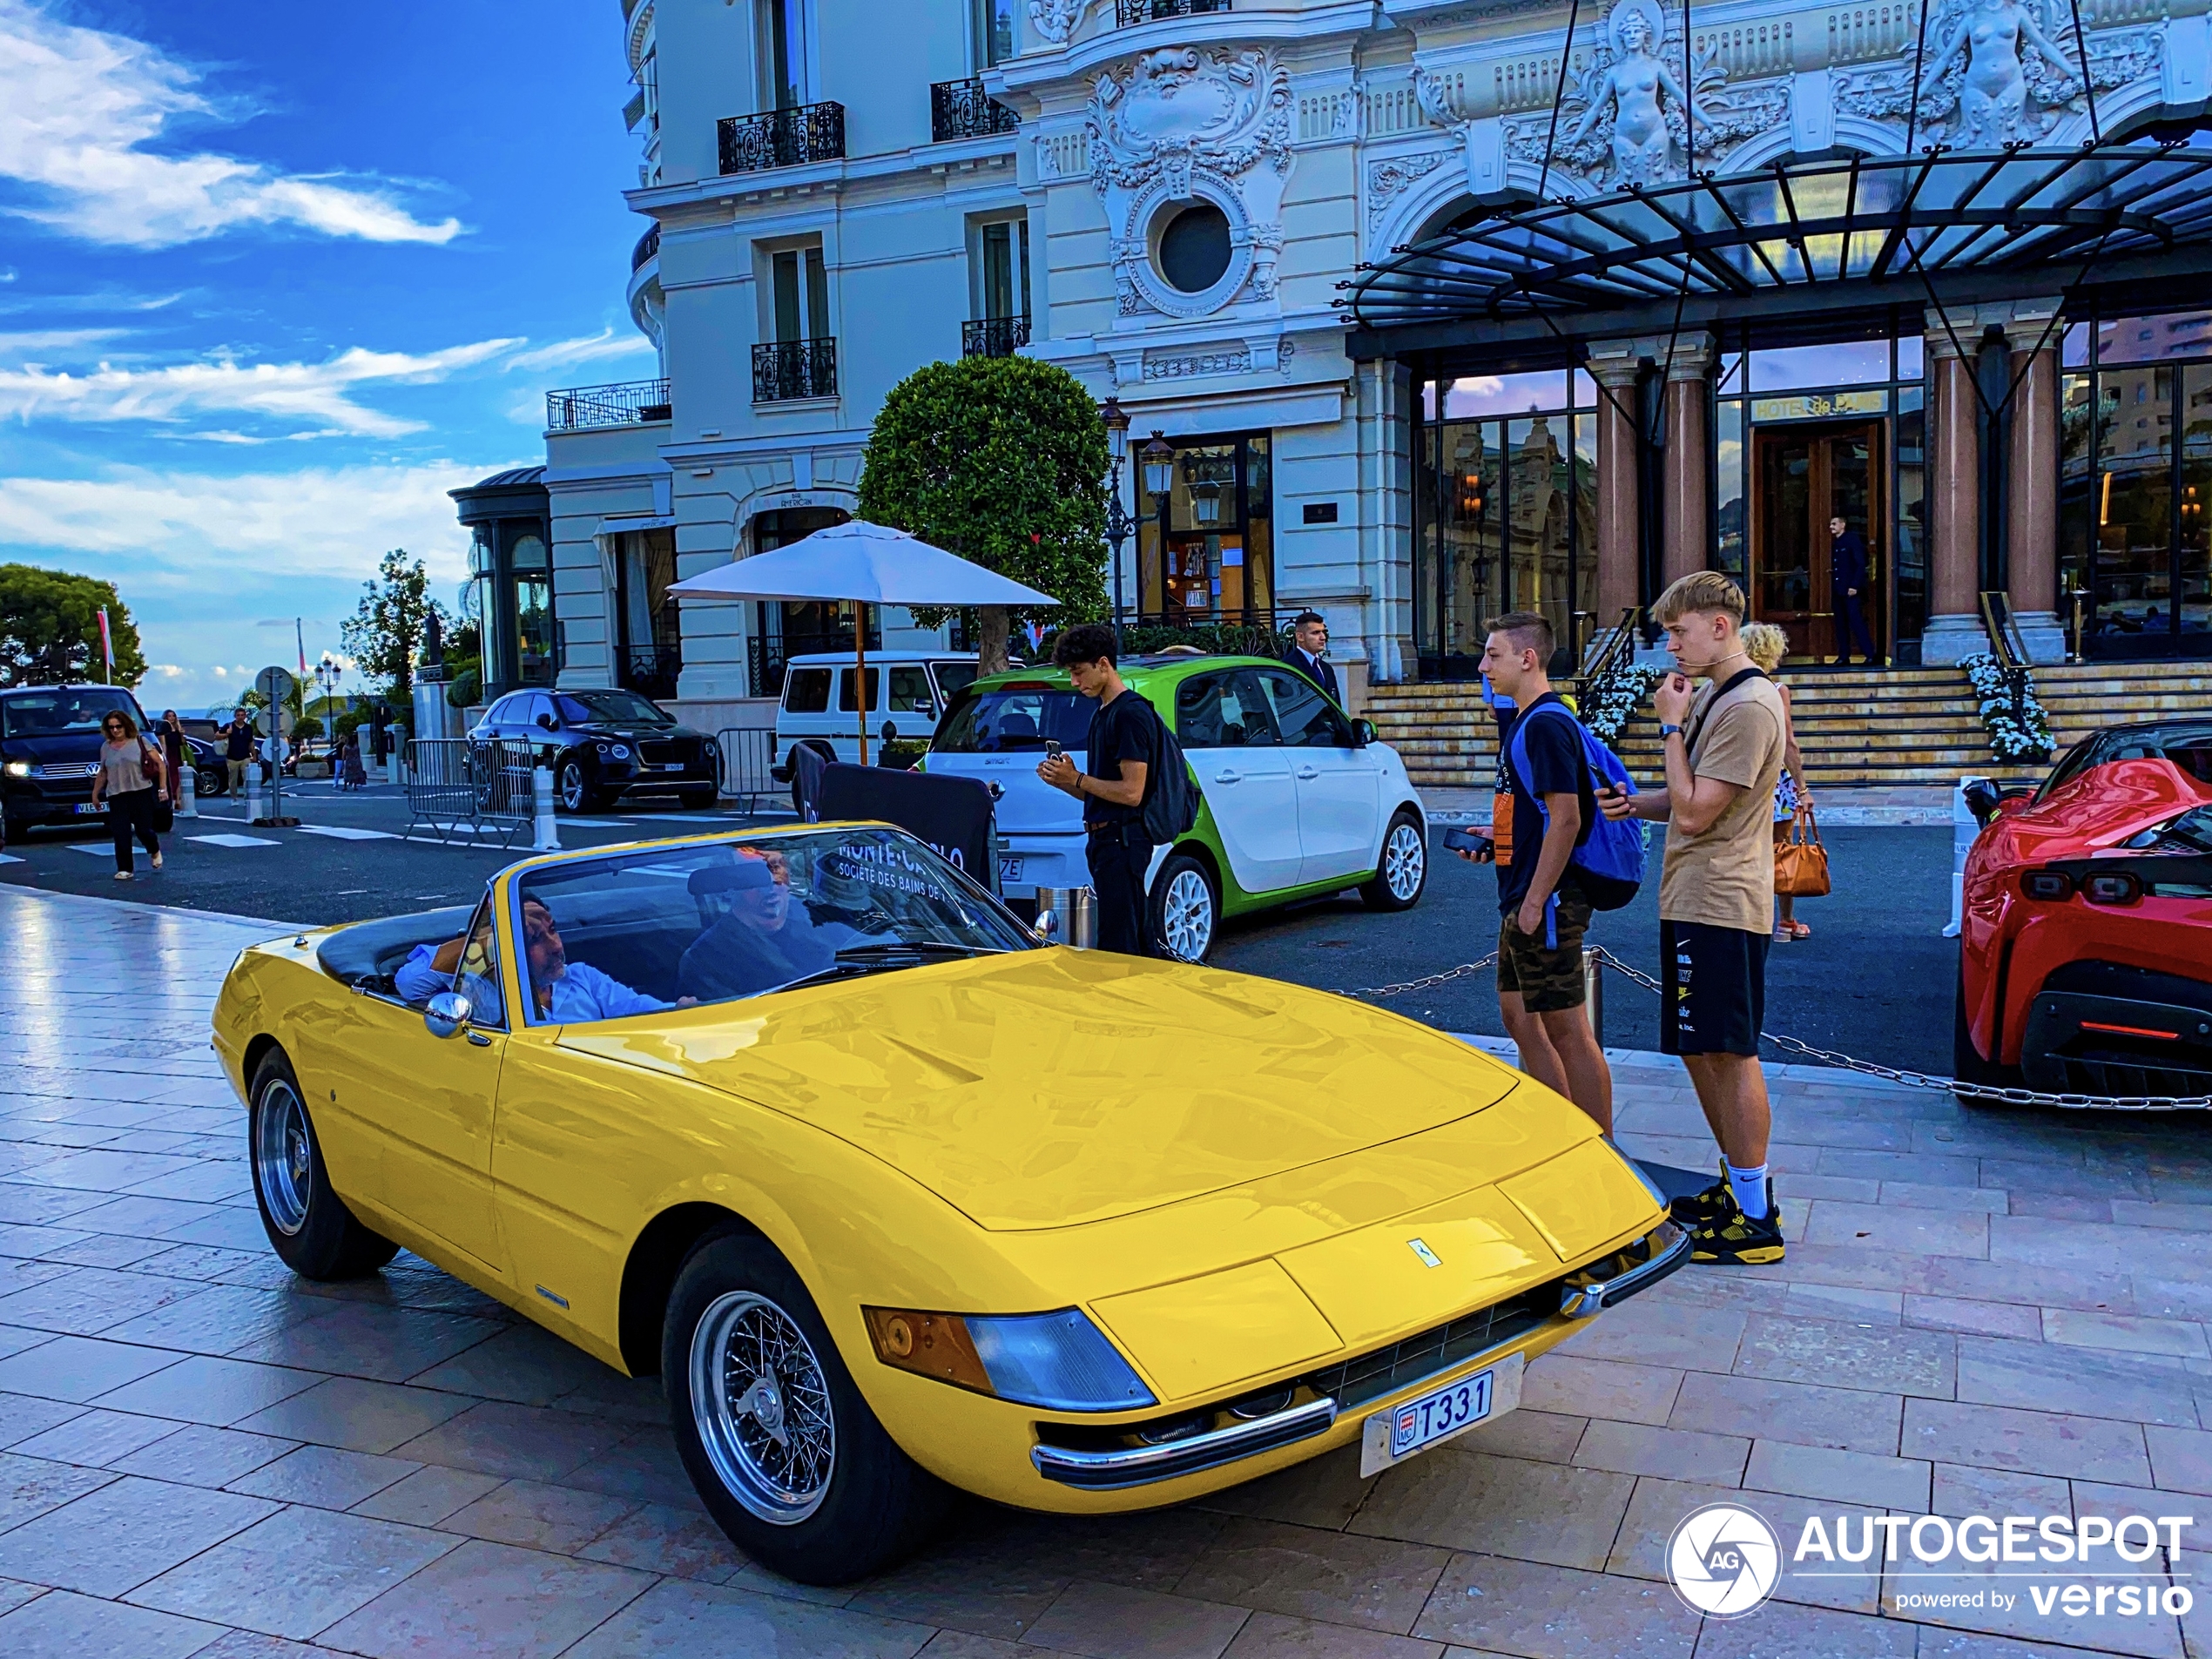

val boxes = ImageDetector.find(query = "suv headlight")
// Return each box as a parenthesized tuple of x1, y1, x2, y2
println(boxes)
(863, 1306, 1154, 1411)
(610, 743, 631, 760)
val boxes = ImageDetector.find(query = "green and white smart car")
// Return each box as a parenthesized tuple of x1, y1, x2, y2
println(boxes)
(923, 654, 1429, 961)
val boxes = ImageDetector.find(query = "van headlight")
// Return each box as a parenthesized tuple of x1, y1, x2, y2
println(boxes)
(2, 760, 27, 778)
(863, 1306, 1154, 1411)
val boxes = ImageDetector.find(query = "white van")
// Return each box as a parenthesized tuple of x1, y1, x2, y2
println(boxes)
(771, 651, 981, 777)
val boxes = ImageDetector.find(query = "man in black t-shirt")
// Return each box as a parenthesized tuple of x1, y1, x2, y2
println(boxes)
(1037, 624, 1157, 955)
(1459, 611, 1613, 1130)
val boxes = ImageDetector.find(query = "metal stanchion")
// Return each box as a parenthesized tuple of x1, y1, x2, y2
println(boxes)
(246, 770, 264, 825)
(532, 766, 561, 852)
(179, 765, 198, 819)
(1944, 777, 1986, 940)
(1582, 947, 1604, 1047)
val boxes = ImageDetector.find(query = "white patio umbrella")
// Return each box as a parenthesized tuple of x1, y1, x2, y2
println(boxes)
(665, 518, 1056, 763)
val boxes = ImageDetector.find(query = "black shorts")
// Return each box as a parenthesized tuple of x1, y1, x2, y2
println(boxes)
(1658, 920, 1769, 1057)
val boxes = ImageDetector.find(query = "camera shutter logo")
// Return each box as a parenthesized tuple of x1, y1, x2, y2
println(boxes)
(1667, 1502, 1781, 1618)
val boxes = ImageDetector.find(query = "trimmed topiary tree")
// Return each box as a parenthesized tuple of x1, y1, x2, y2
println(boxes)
(857, 354, 1108, 674)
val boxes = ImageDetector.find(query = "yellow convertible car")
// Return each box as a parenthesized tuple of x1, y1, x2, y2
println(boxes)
(213, 823, 1683, 1583)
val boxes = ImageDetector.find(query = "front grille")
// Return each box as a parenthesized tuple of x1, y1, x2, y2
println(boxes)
(637, 739, 687, 766)
(1305, 1282, 1560, 1409)
(33, 761, 98, 780)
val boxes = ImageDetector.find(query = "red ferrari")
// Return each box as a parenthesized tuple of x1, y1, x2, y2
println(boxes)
(1957, 720, 2212, 1100)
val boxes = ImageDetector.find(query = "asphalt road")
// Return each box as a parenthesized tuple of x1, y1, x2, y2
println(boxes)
(2, 785, 1955, 1073)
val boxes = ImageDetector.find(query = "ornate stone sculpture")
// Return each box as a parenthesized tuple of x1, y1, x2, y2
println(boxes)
(1919, 0, 2086, 144)
(1086, 46, 1294, 317)
(1566, 0, 1705, 185)
(1028, 0, 1086, 46)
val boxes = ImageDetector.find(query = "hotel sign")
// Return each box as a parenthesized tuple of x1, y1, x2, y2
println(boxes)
(1751, 391, 1889, 422)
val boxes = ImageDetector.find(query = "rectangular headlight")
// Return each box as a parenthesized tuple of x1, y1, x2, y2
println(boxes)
(864, 1305, 1155, 1413)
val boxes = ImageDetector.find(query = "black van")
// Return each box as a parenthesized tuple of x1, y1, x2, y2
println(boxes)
(1, 684, 153, 842)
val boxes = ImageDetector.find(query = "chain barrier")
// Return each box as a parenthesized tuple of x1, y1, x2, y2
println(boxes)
(1342, 944, 2212, 1113)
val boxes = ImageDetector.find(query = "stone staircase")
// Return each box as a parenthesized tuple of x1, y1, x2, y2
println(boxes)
(1367, 661, 2212, 791)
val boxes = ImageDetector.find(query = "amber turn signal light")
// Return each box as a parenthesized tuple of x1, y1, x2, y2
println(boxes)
(863, 1307, 993, 1394)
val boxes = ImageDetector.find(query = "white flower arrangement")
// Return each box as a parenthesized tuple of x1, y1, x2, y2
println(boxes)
(1581, 661, 1665, 747)
(1959, 652, 2054, 764)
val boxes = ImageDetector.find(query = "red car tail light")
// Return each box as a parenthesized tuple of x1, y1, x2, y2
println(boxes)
(2021, 870, 2073, 900)
(2083, 871, 2144, 905)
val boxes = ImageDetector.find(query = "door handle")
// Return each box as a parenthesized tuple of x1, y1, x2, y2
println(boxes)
(1213, 769, 1242, 784)
(1295, 765, 1320, 780)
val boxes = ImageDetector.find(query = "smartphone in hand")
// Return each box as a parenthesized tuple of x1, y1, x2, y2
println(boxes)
(1044, 739, 1063, 761)
(1441, 826, 1494, 862)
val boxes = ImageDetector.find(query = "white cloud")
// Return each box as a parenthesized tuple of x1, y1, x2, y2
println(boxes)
(0, 326, 128, 357)
(0, 339, 523, 436)
(0, 0, 462, 248)
(506, 329, 657, 374)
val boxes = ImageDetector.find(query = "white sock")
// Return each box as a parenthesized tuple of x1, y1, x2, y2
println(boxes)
(1725, 1162, 1770, 1219)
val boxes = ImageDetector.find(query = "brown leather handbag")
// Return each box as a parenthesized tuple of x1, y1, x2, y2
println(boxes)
(1774, 803, 1831, 898)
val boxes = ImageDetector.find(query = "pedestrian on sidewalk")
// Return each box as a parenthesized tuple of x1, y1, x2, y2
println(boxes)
(157, 710, 188, 807)
(1459, 611, 1613, 1131)
(1743, 624, 1813, 941)
(341, 733, 368, 791)
(1830, 516, 1878, 666)
(1037, 624, 1157, 955)
(91, 708, 165, 880)
(222, 708, 253, 797)
(1285, 611, 1341, 706)
(1599, 571, 1787, 1264)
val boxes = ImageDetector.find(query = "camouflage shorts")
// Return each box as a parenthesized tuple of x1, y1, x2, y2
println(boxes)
(1496, 883, 1592, 1013)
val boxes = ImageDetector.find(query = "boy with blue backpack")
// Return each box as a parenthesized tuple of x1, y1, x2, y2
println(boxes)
(1459, 612, 1645, 1132)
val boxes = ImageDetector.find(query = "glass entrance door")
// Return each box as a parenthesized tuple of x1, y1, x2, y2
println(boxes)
(1750, 421, 1885, 661)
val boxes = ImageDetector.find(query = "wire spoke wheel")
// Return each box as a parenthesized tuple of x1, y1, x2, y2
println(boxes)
(253, 1078, 313, 1238)
(1162, 867, 1215, 961)
(1383, 822, 1426, 901)
(690, 1291, 836, 1525)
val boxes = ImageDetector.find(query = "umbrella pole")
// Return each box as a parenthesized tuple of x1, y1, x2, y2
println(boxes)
(855, 601, 870, 767)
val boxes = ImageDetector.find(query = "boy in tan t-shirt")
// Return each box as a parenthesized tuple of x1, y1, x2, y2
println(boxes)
(1598, 571, 1787, 1264)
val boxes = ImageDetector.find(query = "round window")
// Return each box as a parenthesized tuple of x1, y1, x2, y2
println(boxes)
(1157, 203, 1233, 294)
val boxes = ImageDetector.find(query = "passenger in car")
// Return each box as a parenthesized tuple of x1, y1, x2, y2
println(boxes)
(523, 897, 692, 1022)
(677, 850, 838, 1002)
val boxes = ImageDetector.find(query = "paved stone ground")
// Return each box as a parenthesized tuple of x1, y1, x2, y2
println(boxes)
(0, 887, 2203, 1659)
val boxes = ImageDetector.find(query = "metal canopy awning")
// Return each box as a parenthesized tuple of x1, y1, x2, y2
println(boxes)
(1342, 144, 2212, 361)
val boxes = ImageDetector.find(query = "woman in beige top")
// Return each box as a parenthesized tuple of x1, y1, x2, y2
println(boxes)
(89, 708, 165, 880)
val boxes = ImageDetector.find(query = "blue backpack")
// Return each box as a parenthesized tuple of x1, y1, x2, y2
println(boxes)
(1506, 701, 1647, 911)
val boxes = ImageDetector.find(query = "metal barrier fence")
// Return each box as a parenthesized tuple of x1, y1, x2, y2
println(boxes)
(403, 738, 536, 846)
(716, 727, 780, 813)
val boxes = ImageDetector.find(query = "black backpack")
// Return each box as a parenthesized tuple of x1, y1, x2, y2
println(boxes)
(1138, 698, 1199, 845)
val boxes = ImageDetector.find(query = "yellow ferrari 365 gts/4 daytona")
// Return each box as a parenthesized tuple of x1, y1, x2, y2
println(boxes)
(213, 823, 1684, 1583)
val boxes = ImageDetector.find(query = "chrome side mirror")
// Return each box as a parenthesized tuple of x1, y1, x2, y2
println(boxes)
(424, 991, 473, 1039)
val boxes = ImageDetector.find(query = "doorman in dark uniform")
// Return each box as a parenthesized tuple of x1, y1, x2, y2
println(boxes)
(1829, 516, 1877, 666)
(1285, 610, 1340, 705)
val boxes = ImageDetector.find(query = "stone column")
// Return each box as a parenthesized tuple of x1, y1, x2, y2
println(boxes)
(2005, 311, 2066, 664)
(1662, 334, 1715, 588)
(1588, 341, 1643, 642)
(1921, 318, 1990, 665)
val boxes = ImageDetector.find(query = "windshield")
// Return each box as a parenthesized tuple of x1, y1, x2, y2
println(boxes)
(932, 686, 1093, 753)
(1, 686, 149, 741)
(510, 827, 1034, 1022)
(554, 690, 671, 725)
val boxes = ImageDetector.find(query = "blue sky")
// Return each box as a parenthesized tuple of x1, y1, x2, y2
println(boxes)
(0, 0, 654, 711)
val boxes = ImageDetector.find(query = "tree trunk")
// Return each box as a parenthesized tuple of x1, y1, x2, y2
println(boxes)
(977, 605, 1012, 677)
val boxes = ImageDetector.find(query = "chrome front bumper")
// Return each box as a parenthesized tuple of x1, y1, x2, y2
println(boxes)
(1558, 1219, 1691, 1318)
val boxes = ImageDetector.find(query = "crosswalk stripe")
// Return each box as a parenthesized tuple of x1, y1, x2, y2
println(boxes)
(294, 826, 397, 841)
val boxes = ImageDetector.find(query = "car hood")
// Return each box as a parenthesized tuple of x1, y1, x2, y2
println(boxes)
(1988, 758, 2212, 866)
(0, 732, 111, 762)
(557, 948, 1525, 1231)
(572, 722, 698, 742)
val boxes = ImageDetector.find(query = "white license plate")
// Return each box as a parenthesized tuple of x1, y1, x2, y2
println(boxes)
(74, 802, 105, 815)
(998, 856, 1025, 885)
(1359, 1352, 1525, 1476)
(657, 763, 685, 772)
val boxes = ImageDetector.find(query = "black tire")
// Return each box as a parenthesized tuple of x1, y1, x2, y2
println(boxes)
(680, 787, 718, 811)
(662, 1231, 948, 1585)
(1952, 956, 2021, 1108)
(197, 765, 226, 799)
(1149, 849, 1219, 963)
(247, 1051, 398, 1279)
(1360, 807, 1430, 912)
(556, 757, 601, 815)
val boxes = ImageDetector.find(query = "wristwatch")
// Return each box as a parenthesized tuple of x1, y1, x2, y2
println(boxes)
(1659, 723, 1684, 739)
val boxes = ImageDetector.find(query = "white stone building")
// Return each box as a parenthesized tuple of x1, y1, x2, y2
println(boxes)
(511, 0, 2212, 734)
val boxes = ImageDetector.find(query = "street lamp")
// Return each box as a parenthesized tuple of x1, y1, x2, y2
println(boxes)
(1138, 429, 1177, 628)
(1099, 397, 1133, 651)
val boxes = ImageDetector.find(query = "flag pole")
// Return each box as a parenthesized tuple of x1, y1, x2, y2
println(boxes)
(97, 608, 113, 680)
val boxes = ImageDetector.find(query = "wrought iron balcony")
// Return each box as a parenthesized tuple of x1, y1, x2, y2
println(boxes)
(718, 102, 846, 175)
(617, 642, 683, 701)
(931, 78, 1019, 142)
(631, 224, 659, 273)
(545, 378, 672, 431)
(752, 338, 837, 402)
(1114, 0, 1230, 23)
(962, 315, 1032, 359)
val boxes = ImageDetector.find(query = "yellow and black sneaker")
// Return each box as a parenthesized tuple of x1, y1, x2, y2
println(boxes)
(1689, 1191, 1786, 1265)
(1669, 1166, 1733, 1228)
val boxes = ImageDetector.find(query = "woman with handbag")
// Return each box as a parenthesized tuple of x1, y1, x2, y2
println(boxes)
(1743, 625, 1819, 939)
(90, 708, 166, 880)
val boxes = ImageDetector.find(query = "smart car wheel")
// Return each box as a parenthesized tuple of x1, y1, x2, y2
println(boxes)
(663, 1231, 948, 1585)
(1150, 852, 1217, 962)
(247, 1051, 398, 1279)
(556, 758, 597, 814)
(1361, 809, 1429, 912)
